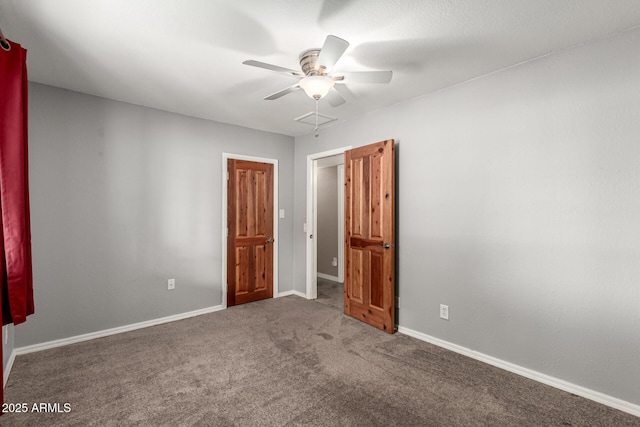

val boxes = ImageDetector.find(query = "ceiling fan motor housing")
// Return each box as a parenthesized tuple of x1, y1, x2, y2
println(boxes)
(299, 49, 324, 76)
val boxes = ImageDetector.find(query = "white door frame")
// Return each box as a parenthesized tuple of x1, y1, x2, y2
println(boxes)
(336, 164, 345, 284)
(306, 146, 350, 299)
(222, 153, 279, 309)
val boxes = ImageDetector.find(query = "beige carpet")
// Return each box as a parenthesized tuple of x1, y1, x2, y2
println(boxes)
(3, 295, 639, 426)
(315, 277, 343, 311)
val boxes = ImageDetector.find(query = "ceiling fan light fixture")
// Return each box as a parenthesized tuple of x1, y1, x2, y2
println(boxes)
(299, 76, 335, 99)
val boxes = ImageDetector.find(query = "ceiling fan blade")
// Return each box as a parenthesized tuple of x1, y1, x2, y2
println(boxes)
(243, 60, 304, 77)
(337, 70, 393, 84)
(317, 35, 349, 72)
(325, 88, 345, 107)
(264, 84, 301, 100)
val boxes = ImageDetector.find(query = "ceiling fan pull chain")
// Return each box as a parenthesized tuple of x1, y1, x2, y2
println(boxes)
(315, 98, 320, 138)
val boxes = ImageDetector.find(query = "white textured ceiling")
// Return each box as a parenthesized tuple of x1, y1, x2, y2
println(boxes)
(2, 1, 640, 137)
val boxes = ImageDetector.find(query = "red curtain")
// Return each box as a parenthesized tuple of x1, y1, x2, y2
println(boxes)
(0, 38, 34, 403)
(0, 38, 33, 324)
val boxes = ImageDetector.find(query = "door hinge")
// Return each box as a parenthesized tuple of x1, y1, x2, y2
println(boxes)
(226, 171, 229, 181)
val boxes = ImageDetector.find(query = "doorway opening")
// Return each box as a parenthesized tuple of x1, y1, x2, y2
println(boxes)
(305, 147, 350, 305)
(307, 141, 396, 332)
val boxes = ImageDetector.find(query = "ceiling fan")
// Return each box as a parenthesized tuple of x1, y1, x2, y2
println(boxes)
(243, 35, 393, 107)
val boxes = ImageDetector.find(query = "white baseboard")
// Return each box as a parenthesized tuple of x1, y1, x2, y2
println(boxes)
(277, 290, 307, 299)
(317, 273, 341, 282)
(397, 326, 640, 418)
(3, 349, 16, 388)
(14, 305, 224, 356)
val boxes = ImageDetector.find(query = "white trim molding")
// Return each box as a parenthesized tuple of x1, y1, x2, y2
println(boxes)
(398, 326, 640, 418)
(336, 164, 345, 284)
(306, 146, 351, 300)
(15, 306, 224, 356)
(277, 290, 308, 299)
(317, 272, 341, 283)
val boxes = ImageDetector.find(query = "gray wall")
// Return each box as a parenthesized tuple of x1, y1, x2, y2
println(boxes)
(293, 28, 640, 405)
(317, 166, 339, 278)
(15, 83, 294, 347)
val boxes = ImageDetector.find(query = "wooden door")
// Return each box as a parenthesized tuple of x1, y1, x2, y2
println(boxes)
(227, 159, 274, 307)
(344, 140, 395, 333)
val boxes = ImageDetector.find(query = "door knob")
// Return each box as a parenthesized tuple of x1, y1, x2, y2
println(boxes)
(379, 243, 391, 249)
(266, 237, 274, 243)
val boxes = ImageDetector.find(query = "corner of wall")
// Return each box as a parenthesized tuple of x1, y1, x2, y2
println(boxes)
(2, 324, 15, 387)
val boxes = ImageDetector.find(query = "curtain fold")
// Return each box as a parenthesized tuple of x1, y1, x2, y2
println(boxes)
(0, 39, 33, 330)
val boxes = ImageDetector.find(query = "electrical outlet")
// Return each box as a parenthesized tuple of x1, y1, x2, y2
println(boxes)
(168, 278, 175, 290)
(440, 304, 449, 320)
